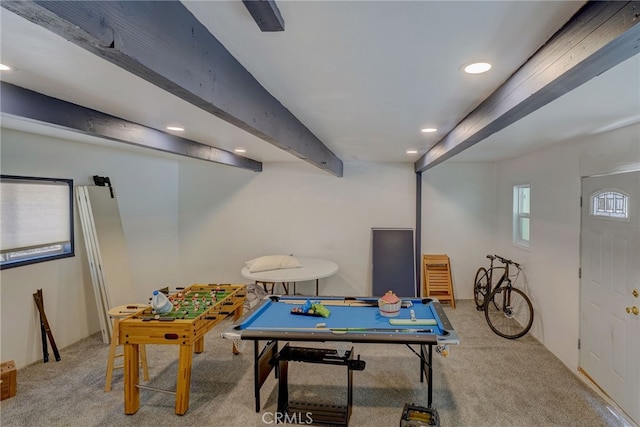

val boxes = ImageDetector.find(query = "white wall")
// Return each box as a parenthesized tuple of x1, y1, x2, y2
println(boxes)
(1, 127, 416, 367)
(497, 124, 640, 369)
(4, 120, 636, 375)
(0, 128, 181, 368)
(178, 160, 416, 296)
(494, 123, 639, 370)
(420, 123, 638, 372)
(421, 163, 497, 299)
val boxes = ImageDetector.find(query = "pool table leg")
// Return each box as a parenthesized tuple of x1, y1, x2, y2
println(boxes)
(253, 340, 278, 412)
(420, 345, 424, 382)
(427, 344, 433, 407)
(276, 357, 289, 414)
(175, 344, 194, 415)
(254, 341, 261, 412)
(123, 343, 140, 414)
(419, 344, 433, 408)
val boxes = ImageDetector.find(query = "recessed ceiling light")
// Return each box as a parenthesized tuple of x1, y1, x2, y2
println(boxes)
(234, 148, 247, 153)
(463, 62, 492, 74)
(406, 150, 418, 154)
(421, 128, 437, 133)
(166, 126, 184, 131)
(0, 64, 11, 71)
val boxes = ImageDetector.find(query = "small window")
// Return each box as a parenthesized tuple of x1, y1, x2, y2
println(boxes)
(1, 175, 74, 269)
(591, 190, 628, 219)
(513, 184, 530, 247)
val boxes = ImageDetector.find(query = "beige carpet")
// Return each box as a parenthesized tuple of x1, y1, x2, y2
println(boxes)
(0, 300, 632, 426)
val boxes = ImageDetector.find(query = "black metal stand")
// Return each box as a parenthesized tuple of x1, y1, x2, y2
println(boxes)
(275, 344, 365, 426)
(253, 340, 278, 412)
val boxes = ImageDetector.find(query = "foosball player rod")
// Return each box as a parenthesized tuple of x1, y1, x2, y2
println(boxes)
(33, 289, 61, 362)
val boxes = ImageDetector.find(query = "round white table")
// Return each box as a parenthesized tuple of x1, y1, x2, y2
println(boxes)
(240, 257, 338, 295)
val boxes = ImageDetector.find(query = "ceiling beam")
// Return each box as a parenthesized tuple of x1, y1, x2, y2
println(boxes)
(0, 82, 263, 172)
(415, 1, 640, 173)
(243, 0, 285, 32)
(1, 1, 342, 176)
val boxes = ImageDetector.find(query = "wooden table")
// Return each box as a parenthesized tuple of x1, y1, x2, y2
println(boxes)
(118, 284, 246, 415)
(241, 257, 338, 295)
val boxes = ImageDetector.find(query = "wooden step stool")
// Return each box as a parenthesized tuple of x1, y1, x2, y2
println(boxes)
(422, 254, 456, 308)
(105, 304, 150, 392)
(1, 360, 17, 400)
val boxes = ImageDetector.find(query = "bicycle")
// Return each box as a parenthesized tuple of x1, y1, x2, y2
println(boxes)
(474, 254, 534, 339)
(473, 254, 501, 310)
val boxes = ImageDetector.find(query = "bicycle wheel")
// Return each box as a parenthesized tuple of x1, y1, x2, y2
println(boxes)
(484, 286, 533, 339)
(473, 267, 490, 310)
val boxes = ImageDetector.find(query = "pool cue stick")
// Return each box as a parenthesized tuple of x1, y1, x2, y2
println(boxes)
(38, 303, 49, 363)
(35, 289, 61, 361)
(278, 299, 371, 306)
(277, 299, 414, 308)
(33, 290, 49, 362)
(389, 318, 437, 326)
(246, 326, 433, 333)
(33, 289, 61, 362)
(330, 327, 432, 334)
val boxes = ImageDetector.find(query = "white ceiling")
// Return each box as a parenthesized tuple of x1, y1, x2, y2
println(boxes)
(1, 1, 638, 168)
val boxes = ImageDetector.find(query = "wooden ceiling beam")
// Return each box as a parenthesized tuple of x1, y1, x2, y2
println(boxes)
(415, 1, 640, 172)
(2, 1, 342, 176)
(1, 82, 263, 172)
(243, 0, 285, 32)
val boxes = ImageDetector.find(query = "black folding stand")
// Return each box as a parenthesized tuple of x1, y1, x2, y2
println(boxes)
(275, 344, 366, 426)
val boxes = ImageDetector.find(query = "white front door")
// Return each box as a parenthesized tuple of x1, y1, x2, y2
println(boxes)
(580, 170, 640, 426)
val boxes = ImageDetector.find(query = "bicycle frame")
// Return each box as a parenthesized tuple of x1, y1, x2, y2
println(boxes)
(484, 255, 508, 297)
(474, 255, 506, 310)
(483, 254, 533, 339)
(486, 260, 512, 310)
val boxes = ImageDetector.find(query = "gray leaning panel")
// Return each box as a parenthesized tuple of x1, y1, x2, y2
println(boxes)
(371, 228, 416, 297)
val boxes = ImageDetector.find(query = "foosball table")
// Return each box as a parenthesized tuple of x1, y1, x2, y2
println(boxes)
(118, 283, 246, 415)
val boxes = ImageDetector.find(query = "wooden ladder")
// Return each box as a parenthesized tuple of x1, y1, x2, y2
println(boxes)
(422, 254, 455, 308)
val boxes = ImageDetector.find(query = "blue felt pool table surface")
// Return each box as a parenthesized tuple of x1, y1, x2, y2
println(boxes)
(230, 296, 459, 345)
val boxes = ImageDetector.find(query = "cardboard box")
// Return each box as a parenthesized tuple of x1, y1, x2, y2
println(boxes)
(1, 360, 17, 400)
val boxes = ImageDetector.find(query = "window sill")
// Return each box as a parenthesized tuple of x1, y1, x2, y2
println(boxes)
(512, 241, 531, 252)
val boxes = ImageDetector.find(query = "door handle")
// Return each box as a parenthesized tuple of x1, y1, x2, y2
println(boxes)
(625, 306, 639, 316)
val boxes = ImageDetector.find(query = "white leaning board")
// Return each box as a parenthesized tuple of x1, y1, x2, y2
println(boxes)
(76, 185, 136, 344)
(76, 186, 110, 343)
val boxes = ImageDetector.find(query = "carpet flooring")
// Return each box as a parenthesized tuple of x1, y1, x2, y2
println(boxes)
(0, 299, 633, 426)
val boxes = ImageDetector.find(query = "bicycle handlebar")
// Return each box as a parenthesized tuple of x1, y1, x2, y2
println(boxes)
(492, 254, 520, 268)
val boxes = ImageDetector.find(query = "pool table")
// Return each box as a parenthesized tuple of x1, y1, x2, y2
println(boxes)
(222, 295, 458, 422)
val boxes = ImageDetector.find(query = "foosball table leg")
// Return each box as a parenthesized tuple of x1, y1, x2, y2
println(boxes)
(175, 344, 194, 415)
(194, 337, 204, 354)
(123, 344, 140, 414)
